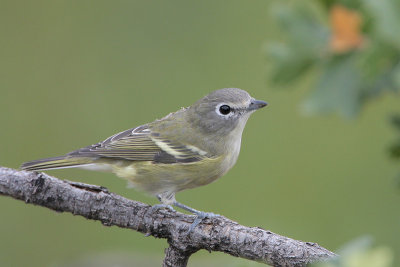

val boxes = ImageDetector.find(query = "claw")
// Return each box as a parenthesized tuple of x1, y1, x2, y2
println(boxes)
(152, 196, 219, 232)
(150, 204, 175, 214)
(172, 200, 220, 232)
(187, 211, 219, 233)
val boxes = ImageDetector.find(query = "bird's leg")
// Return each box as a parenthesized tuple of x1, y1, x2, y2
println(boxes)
(151, 192, 219, 232)
(149, 193, 176, 213)
(173, 201, 219, 233)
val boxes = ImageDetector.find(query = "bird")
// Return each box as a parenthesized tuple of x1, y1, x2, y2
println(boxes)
(21, 88, 267, 231)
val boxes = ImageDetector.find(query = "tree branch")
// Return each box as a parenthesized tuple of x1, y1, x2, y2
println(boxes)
(0, 166, 337, 266)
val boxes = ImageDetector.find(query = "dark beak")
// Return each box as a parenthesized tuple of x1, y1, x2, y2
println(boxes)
(248, 99, 268, 111)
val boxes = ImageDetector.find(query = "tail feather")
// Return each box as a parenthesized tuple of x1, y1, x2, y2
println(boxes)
(21, 156, 93, 171)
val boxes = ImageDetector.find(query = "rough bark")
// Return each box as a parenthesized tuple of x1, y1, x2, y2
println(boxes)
(0, 166, 337, 266)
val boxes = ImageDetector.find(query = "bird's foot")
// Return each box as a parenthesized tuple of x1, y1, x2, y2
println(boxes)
(188, 211, 219, 233)
(172, 201, 219, 233)
(149, 204, 175, 214)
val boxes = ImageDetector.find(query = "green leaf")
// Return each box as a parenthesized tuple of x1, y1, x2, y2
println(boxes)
(265, 42, 315, 85)
(392, 62, 400, 90)
(389, 115, 400, 160)
(270, 2, 329, 53)
(391, 114, 400, 130)
(389, 142, 400, 159)
(266, 1, 329, 85)
(313, 237, 394, 267)
(362, 0, 400, 49)
(302, 55, 362, 117)
(266, 0, 400, 117)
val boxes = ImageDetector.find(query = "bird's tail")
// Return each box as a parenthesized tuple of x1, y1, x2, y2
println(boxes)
(21, 156, 94, 171)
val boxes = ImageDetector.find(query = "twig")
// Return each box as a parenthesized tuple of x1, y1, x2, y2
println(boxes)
(0, 166, 337, 267)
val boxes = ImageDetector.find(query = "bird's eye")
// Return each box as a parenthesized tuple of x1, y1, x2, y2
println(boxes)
(219, 105, 231, 115)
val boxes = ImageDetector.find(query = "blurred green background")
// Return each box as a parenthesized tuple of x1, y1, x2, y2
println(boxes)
(0, 1, 399, 266)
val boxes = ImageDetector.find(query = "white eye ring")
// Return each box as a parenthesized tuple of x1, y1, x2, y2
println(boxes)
(215, 103, 234, 117)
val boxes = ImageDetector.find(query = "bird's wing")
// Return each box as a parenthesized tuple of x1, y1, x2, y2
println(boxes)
(69, 125, 207, 163)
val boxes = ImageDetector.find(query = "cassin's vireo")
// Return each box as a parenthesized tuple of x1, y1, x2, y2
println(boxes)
(21, 88, 267, 231)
